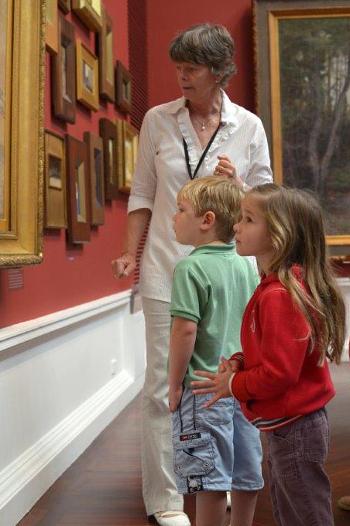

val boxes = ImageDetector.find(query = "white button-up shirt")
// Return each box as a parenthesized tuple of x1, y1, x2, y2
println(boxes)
(128, 91, 273, 302)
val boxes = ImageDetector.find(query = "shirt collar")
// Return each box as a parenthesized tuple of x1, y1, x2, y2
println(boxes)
(164, 90, 239, 127)
(190, 242, 236, 256)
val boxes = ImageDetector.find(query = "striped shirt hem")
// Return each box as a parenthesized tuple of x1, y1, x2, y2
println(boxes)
(251, 414, 302, 431)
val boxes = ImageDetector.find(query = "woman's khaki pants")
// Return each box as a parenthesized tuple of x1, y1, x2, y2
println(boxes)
(141, 298, 184, 516)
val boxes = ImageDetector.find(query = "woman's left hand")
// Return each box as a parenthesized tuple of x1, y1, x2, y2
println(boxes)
(214, 155, 243, 189)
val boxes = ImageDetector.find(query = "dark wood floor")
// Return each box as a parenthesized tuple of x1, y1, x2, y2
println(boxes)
(19, 364, 350, 526)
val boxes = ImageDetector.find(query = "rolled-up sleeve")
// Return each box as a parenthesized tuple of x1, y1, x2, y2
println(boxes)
(128, 109, 157, 213)
(246, 118, 273, 187)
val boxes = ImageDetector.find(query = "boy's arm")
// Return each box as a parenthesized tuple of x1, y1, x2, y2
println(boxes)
(168, 316, 197, 412)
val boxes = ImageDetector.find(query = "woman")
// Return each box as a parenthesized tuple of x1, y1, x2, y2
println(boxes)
(112, 23, 272, 526)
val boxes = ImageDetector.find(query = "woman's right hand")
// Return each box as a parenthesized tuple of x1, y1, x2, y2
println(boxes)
(111, 252, 136, 278)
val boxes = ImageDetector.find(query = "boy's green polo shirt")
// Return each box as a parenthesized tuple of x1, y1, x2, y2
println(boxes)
(170, 243, 258, 386)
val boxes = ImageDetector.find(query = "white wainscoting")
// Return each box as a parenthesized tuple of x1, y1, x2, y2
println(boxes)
(0, 291, 146, 526)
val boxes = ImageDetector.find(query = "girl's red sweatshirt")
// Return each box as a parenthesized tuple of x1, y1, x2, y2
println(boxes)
(231, 268, 335, 422)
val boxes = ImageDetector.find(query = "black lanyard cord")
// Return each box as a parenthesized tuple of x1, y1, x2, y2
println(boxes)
(182, 123, 221, 180)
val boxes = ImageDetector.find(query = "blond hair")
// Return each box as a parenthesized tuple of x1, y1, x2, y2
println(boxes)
(248, 184, 345, 364)
(177, 176, 242, 243)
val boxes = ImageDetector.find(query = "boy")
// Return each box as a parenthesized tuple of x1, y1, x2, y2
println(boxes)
(168, 176, 263, 526)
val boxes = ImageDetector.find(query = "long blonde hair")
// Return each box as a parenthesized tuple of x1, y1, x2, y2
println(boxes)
(249, 184, 345, 364)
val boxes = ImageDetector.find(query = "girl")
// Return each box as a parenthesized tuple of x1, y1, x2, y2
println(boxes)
(192, 184, 346, 526)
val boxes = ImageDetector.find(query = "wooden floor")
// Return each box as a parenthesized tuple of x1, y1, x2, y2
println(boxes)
(19, 364, 350, 526)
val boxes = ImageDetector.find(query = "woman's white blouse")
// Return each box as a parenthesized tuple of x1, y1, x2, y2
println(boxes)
(128, 91, 273, 302)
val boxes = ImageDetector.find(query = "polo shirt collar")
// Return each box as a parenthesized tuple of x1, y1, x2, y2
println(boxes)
(190, 242, 236, 256)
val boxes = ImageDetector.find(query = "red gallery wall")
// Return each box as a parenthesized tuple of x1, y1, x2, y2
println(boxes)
(0, 0, 134, 328)
(0, 0, 257, 328)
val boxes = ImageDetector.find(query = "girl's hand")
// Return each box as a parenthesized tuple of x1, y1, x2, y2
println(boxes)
(168, 385, 183, 413)
(111, 252, 136, 278)
(191, 360, 236, 408)
(214, 155, 244, 189)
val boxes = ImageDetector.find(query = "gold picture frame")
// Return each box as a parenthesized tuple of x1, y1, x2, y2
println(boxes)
(115, 60, 132, 114)
(116, 120, 138, 194)
(45, 131, 67, 229)
(0, 0, 45, 266)
(46, 0, 58, 54)
(76, 39, 99, 111)
(98, 6, 114, 101)
(72, 0, 102, 32)
(254, 0, 350, 255)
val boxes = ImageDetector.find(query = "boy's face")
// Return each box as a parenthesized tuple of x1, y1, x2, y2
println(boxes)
(173, 199, 203, 246)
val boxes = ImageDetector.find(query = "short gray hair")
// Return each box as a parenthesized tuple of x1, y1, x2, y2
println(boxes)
(169, 23, 236, 87)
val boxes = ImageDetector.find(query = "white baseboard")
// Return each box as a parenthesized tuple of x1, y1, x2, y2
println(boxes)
(0, 369, 144, 526)
(0, 291, 146, 526)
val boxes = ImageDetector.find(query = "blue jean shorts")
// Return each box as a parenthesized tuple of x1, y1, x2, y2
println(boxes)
(171, 386, 264, 494)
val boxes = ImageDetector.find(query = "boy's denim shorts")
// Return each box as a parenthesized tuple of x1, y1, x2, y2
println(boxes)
(171, 386, 264, 494)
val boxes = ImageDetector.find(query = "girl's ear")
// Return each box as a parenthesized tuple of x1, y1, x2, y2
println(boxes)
(200, 211, 216, 230)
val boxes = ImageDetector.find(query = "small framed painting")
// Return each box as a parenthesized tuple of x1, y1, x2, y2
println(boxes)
(46, 0, 58, 54)
(76, 39, 99, 111)
(84, 131, 105, 226)
(51, 14, 76, 123)
(99, 118, 118, 200)
(45, 131, 67, 229)
(65, 135, 91, 243)
(115, 60, 132, 113)
(117, 120, 138, 194)
(72, 0, 102, 32)
(98, 6, 114, 101)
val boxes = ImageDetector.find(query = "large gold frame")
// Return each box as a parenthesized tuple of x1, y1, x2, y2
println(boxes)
(0, 0, 45, 266)
(254, 0, 350, 255)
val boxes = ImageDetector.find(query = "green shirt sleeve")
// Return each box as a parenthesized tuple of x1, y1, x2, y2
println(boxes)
(170, 260, 208, 323)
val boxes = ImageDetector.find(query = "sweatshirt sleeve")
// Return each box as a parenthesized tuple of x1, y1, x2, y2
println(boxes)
(231, 289, 311, 402)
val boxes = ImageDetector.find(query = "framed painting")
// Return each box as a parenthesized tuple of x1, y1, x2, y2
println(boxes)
(0, 0, 45, 267)
(58, 0, 71, 13)
(46, 0, 58, 54)
(116, 120, 138, 194)
(72, 0, 102, 32)
(97, 6, 114, 101)
(52, 14, 76, 123)
(99, 118, 118, 200)
(84, 131, 105, 225)
(115, 60, 132, 113)
(76, 39, 99, 111)
(45, 131, 67, 229)
(254, 0, 350, 255)
(65, 135, 91, 243)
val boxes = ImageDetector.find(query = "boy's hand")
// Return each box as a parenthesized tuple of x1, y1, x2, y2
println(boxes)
(168, 385, 183, 413)
(191, 359, 236, 408)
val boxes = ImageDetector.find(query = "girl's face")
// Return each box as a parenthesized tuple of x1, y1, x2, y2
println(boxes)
(234, 195, 275, 273)
(174, 62, 218, 103)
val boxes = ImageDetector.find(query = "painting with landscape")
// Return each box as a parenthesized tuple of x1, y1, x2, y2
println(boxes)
(277, 15, 350, 240)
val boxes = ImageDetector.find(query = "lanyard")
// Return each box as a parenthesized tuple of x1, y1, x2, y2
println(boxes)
(182, 123, 221, 180)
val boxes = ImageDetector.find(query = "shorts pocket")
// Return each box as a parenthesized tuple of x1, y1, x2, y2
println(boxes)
(195, 395, 233, 425)
(173, 431, 215, 478)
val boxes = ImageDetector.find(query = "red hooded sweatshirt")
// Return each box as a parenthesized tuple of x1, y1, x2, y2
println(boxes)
(231, 267, 335, 424)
